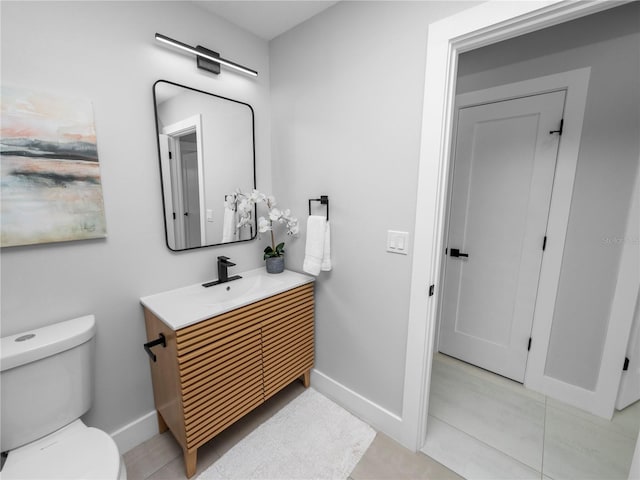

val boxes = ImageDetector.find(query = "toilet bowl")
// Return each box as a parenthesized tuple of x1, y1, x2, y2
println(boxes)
(1, 420, 126, 480)
(0, 315, 126, 479)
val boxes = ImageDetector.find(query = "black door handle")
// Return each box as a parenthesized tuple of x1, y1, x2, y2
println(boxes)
(449, 248, 469, 258)
(144, 333, 166, 362)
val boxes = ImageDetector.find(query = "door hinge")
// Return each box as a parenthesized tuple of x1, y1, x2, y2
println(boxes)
(429, 284, 435, 297)
(549, 119, 564, 136)
(172, 212, 176, 220)
(169, 151, 173, 159)
(542, 236, 547, 251)
(528, 337, 532, 351)
(623, 357, 630, 371)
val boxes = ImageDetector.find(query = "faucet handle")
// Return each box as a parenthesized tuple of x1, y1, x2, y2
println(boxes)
(217, 256, 235, 266)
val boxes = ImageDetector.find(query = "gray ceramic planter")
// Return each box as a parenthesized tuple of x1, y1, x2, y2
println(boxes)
(265, 256, 285, 274)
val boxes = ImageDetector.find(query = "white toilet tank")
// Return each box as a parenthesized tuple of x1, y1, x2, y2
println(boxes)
(0, 315, 96, 452)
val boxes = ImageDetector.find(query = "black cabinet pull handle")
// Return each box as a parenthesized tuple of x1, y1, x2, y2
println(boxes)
(144, 333, 166, 362)
(449, 248, 469, 258)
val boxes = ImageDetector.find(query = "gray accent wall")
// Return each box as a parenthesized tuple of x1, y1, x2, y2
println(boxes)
(270, 1, 478, 416)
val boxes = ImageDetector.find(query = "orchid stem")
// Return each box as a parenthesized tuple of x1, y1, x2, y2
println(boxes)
(270, 225, 276, 251)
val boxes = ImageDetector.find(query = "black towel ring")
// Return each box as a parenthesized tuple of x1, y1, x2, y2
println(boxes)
(308, 195, 329, 220)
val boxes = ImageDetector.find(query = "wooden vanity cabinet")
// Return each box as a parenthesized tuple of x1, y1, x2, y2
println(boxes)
(143, 283, 314, 478)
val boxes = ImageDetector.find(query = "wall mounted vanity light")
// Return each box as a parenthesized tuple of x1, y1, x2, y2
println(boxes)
(155, 33, 258, 77)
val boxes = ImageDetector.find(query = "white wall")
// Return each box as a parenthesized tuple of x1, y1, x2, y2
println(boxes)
(270, 0, 478, 417)
(456, 2, 640, 391)
(0, 0, 270, 450)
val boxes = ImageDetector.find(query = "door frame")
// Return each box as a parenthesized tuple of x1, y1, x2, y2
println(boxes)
(613, 167, 640, 411)
(158, 133, 177, 249)
(161, 115, 206, 248)
(436, 70, 589, 384)
(401, 0, 633, 451)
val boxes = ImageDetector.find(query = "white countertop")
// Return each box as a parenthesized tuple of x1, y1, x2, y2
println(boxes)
(140, 268, 315, 330)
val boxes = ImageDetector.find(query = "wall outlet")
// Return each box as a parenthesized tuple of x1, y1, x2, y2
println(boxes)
(387, 230, 409, 255)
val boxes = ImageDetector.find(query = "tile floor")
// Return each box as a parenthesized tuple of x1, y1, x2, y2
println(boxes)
(123, 381, 461, 480)
(423, 353, 640, 480)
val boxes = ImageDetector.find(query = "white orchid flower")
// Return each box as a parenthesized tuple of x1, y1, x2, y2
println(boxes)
(269, 208, 282, 222)
(288, 223, 299, 235)
(237, 213, 250, 228)
(258, 216, 271, 233)
(237, 198, 249, 212)
(234, 188, 299, 252)
(249, 190, 265, 204)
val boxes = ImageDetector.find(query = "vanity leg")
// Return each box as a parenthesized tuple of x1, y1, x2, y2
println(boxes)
(156, 411, 168, 434)
(302, 369, 311, 388)
(184, 448, 197, 478)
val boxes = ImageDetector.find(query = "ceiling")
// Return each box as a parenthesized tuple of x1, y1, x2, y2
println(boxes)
(195, 1, 339, 41)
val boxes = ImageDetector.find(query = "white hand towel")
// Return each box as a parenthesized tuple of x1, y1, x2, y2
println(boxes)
(221, 197, 237, 243)
(321, 221, 332, 271)
(303, 216, 326, 276)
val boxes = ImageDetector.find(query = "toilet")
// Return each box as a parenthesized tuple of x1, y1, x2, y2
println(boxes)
(0, 315, 126, 479)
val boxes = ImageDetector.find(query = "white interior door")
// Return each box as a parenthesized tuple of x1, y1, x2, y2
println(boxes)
(615, 170, 640, 412)
(617, 289, 640, 410)
(178, 133, 202, 249)
(438, 90, 565, 382)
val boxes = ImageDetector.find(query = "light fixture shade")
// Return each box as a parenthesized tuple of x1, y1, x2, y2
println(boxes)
(155, 33, 258, 77)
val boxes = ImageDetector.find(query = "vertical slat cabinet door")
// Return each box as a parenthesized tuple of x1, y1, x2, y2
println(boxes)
(176, 309, 264, 452)
(261, 284, 315, 399)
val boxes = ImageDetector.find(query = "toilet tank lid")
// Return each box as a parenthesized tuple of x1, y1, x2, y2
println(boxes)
(1, 315, 96, 372)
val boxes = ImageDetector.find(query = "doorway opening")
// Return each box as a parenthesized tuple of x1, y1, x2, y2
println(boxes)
(158, 115, 206, 250)
(403, 1, 640, 478)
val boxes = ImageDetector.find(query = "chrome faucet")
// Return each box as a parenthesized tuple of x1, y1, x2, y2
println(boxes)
(202, 256, 242, 287)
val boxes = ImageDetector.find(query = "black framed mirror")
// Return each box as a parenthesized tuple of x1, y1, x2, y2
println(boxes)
(153, 80, 256, 251)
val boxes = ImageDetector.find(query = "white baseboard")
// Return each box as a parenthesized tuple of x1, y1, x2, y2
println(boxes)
(310, 368, 405, 446)
(109, 410, 159, 455)
(111, 370, 407, 456)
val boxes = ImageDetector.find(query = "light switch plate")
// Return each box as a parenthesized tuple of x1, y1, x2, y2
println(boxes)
(387, 230, 409, 255)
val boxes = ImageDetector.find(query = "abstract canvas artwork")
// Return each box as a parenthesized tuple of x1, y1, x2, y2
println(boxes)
(1, 86, 107, 247)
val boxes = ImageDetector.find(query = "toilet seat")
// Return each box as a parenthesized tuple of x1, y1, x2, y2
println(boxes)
(2, 420, 123, 479)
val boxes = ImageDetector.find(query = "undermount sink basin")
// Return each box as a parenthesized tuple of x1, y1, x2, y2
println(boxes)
(140, 268, 314, 330)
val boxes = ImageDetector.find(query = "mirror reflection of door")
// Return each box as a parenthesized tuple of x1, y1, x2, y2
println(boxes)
(159, 115, 206, 250)
(178, 132, 202, 249)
